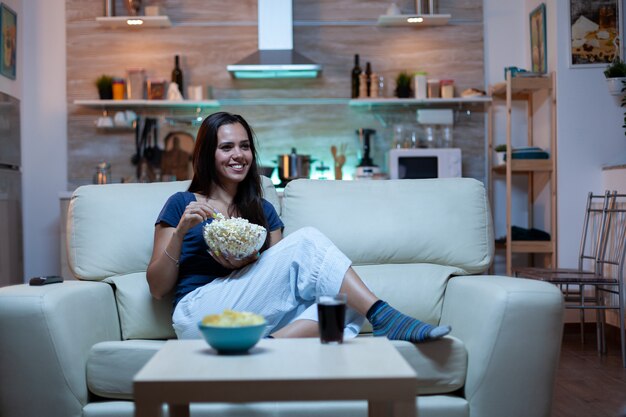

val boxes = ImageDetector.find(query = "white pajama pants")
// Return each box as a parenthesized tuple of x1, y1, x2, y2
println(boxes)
(172, 227, 366, 339)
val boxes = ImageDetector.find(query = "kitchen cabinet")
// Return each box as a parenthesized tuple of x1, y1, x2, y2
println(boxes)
(488, 72, 557, 276)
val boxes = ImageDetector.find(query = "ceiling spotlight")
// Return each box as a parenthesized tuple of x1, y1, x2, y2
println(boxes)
(407, 17, 424, 23)
(126, 19, 144, 25)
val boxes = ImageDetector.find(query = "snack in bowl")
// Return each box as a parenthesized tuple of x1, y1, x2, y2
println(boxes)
(202, 214, 267, 259)
(198, 310, 267, 354)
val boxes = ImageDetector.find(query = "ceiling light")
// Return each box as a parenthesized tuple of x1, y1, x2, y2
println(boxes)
(126, 19, 144, 25)
(407, 17, 424, 23)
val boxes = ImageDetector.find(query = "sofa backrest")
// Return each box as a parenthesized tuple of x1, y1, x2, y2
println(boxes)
(67, 177, 280, 281)
(282, 178, 494, 274)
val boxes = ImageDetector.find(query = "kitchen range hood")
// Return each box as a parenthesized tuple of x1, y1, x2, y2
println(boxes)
(227, 0, 321, 79)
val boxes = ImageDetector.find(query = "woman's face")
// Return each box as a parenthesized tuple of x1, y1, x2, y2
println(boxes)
(214, 122, 253, 186)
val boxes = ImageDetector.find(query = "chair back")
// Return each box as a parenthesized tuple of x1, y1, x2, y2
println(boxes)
(596, 192, 626, 280)
(579, 191, 614, 273)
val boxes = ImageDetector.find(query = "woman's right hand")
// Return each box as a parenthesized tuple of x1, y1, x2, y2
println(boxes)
(176, 201, 219, 234)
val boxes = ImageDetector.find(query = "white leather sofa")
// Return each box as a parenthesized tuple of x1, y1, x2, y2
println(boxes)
(0, 177, 564, 417)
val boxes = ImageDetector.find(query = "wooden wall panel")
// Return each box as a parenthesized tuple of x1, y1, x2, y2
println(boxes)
(66, 0, 486, 187)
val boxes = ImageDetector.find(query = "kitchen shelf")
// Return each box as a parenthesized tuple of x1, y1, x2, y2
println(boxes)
(74, 99, 219, 109)
(219, 98, 350, 106)
(377, 14, 451, 26)
(349, 97, 491, 107)
(96, 16, 172, 28)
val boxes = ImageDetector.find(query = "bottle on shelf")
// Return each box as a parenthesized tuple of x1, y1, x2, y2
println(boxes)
(351, 54, 362, 99)
(365, 62, 372, 97)
(171, 55, 184, 98)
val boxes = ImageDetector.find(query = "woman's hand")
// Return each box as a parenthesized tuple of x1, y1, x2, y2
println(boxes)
(176, 201, 219, 235)
(209, 249, 259, 270)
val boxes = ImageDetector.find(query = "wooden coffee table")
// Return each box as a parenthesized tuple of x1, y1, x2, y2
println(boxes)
(134, 337, 417, 417)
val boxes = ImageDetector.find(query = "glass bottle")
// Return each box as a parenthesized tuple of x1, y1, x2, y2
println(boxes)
(351, 54, 362, 99)
(171, 55, 184, 98)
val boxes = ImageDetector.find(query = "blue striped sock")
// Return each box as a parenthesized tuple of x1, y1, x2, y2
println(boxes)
(367, 300, 451, 342)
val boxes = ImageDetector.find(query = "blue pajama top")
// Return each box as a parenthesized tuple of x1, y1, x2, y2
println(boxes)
(155, 191, 284, 307)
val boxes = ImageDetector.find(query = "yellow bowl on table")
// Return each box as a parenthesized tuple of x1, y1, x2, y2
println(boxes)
(198, 310, 267, 354)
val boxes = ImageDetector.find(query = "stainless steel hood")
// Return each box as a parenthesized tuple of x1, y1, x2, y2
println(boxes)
(227, 0, 322, 79)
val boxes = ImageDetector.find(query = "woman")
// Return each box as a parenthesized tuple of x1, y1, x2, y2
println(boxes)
(147, 112, 451, 341)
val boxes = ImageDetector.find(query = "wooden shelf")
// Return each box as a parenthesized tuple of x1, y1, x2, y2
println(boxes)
(488, 72, 557, 275)
(377, 14, 451, 26)
(96, 16, 172, 28)
(510, 241, 554, 253)
(491, 76, 553, 98)
(492, 159, 553, 174)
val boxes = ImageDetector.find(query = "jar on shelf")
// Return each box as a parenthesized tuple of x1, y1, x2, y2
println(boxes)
(427, 79, 440, 98)
(93, 162, 111, 185)
(126, 68, 145, 100)
(441, 79, 455, 98)
(112, 77, 125, 100)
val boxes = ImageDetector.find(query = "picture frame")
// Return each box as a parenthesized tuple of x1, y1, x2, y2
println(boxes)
(0, 3, 16, 80)
(569, 0, 621, 68)
(530, 3, 547, 74)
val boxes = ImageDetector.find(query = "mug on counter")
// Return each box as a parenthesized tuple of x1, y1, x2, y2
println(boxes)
(187, 85, 204, 101)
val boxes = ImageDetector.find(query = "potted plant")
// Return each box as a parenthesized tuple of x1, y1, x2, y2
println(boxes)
(603, 58, 626, 96)
(95, 75, 114, 100)
(395, 71, 412, 98)
(494, 144, 507, 165)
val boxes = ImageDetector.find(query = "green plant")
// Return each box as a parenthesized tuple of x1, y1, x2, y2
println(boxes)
(494, 144, 507, 152)
(604, 59, 626, 78)
(95, 75, 114, 100)
(395, 71, 412, 88)
(95, 74, 113, 90)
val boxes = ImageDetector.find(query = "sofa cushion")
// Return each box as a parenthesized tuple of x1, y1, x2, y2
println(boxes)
(87, 340, 164, 399)
(67, 177, 279, 281)
(104, 273, 176, 340)
(86, 337, 466, 400)
(281, 178, 494, 274)
(354, 263, 463, 332)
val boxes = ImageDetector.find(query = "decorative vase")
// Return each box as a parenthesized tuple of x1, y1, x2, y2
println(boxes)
(606, 77, 626, 96)
(395, 85, 412, 98)
(98, 85, 113, 100)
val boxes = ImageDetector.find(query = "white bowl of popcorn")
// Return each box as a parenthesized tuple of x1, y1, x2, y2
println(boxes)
(202, 214, 267, 259)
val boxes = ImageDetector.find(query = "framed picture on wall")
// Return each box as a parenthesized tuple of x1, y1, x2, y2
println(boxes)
(0, 3, 16, 80)
(530, 4, 547, 73)
(569, 0, 621, 67)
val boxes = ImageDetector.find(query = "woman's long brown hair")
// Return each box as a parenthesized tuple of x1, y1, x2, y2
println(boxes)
(188, 112, 270, 251)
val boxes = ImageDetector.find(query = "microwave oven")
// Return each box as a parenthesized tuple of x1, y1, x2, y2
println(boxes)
(388, 148, 462, 179)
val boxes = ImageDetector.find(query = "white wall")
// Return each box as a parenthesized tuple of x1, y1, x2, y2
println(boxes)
(21, 0, 67, 280)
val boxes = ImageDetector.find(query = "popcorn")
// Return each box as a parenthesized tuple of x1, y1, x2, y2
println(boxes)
(203, 214, 267, 259)
(201, 309, 266, 327)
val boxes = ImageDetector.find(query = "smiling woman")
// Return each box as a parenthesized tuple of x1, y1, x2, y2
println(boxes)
(145, 111, 451, 343)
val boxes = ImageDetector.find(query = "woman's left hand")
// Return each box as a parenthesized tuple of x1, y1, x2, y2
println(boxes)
(209, 250, 259, 270)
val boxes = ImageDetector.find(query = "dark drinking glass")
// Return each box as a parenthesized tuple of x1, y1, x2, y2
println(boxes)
(317, 294, 347, 344)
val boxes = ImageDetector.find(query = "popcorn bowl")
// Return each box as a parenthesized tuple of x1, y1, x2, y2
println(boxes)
(198, 322, 267, 354)
(203, 215, 267, 259)
(198, 310, 267, 354)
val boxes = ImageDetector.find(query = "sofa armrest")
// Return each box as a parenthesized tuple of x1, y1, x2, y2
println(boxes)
(440, 275, 564, 417)
(0, 281, 121, 417)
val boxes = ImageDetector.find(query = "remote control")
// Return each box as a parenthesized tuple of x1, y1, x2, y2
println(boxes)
(29, 276, 64, 286)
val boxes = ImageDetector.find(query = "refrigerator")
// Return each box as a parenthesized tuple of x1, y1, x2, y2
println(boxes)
(0, 91, 22, 286)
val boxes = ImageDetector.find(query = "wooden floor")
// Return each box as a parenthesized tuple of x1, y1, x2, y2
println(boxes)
(552, 327, 626, 417)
